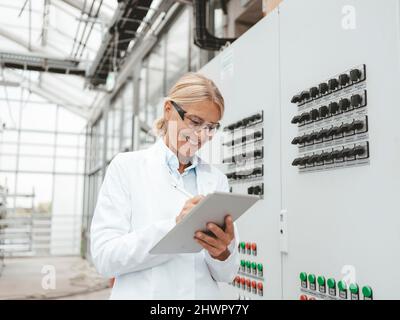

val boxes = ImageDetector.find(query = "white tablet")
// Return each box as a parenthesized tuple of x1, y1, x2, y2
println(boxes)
(149, 192, 260, 254)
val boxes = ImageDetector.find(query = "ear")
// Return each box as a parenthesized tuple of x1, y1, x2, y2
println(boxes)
(164, 101, 172, 120)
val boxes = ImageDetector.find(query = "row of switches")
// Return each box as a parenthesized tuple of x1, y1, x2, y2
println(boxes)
(292, 145, 367, 166)
(291, 94, 364, 125)
(291, 119, 366, 145)
(291, 67, 364, 104)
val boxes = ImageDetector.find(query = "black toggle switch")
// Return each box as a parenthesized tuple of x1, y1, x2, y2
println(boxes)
(253, 167, 262, 175)
(314, 154, 323, 163)
(350, 69, 362, 82)
(242, 118, 251, 126)
(341, 148, 356, 158)
(248, 116, 256, 122)
(339, 98, 351, 111)
(320, 152, 332, 162)
(339, 74, 350, 86)
(291, 95, 301, 104)
(351, 94, 363, 108)
(329, 102, 340, 115)
(308, 132, 318, 141)
(253, 185, 262, 195)
(311, 154, 322, 163)
(226, 172, 236, 179)
(300, 91, 311, 102)
(317, 129, 329, 140)
(253, 131, 262, 139)
(328, 78, 339, 91)
(310, 87, 319, 98)
(319, 83, 329, 94)
(310, 109, 319, 121)
(299, 112, 311, 122)
(351, 120, 364, 131)
(234, 121, 243, 129)
(300, 134, 310, 144)
(319, 106, 329, 118)
(327, 126, 340, 137)
(227, 124, 235, 131)
(291, 115, 302, 124)
(248, 114, 262, 122)
(353, 146, 365, 156)
(292, 158, 302, 166)
(339, 123, 352, 134)
(307, 156, 316, 165)
(331, 150, 342, 160)
(254, 150, 262, 157)
(291, 137, 301, 145)
(300, 156, 310, 166)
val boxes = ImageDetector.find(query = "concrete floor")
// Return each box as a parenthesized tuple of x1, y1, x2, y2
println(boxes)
(0, 256, 112, 300)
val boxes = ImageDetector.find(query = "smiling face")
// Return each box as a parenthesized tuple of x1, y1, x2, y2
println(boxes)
(163, 99, 221, 162)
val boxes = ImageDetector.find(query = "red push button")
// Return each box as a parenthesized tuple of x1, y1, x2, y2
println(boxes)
(257, 282, 263, 296)
(234, 276, 240, 287)
(300, 295, 308, 300)
(246, 279, 251, 292)
(246, 243, 251, 254)
(251, 243, 257, 256)
(251, 280, 257, 294)
(240, 277, 245, 290)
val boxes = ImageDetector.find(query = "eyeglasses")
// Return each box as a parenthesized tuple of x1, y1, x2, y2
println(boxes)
(170, 100, 221, 133)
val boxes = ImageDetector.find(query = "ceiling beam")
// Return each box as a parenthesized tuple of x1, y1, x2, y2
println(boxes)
(57, 0, 112, 22)
(2, 70, 89, 118)
(0, 51, 85, 75)
(0, 27, 45, 54)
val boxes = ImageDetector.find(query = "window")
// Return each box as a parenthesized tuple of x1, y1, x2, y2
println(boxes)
(122, 82, 134, 151)
(165, 9, 190, 90)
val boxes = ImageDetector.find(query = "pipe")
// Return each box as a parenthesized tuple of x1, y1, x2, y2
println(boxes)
(192, 0, 236, 51)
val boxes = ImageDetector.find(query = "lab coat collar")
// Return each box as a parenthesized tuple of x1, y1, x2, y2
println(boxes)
(150, 139, 217, 195)
(158, 138, 199, 175)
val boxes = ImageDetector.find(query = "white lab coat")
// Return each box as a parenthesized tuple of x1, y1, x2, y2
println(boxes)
(90, 139, 240, 299)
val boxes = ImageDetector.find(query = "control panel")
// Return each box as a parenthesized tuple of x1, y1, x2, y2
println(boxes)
(223, 111, 265, 197)
(298, 272, 373, 300)
(290, 65, 370, 173)
(200, 0, 400, 300)
(230, 241, 265, 300)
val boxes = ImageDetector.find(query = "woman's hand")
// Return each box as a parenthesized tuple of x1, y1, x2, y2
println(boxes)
(176, 195, 205, 224)
(194, 215, 234, 261)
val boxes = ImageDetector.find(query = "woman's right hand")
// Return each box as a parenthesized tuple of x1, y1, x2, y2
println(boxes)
(176, 195, 205, 224)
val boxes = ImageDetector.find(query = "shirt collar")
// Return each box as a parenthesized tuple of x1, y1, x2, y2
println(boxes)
(159, 139, 199, 174)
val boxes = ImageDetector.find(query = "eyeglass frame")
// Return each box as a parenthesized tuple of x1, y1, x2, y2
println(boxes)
(170, 100, 221, 133)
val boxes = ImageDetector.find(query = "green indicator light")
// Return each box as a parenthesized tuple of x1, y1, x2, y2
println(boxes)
(317, 276, 326, 286)
(308, 274, 316, 283)
(327, 278, 336, 289)
(240, 260, 245, 266)
(245, 261, 251, 267)
(257, 263, 263, 271)
(362, 286, 373, 298)
(240, 242, 246, 249)
(349, 283, 359, 294)
(251, 262, 257, 269)
(300, 272, 307, 281)
(338, 280, 347, 291)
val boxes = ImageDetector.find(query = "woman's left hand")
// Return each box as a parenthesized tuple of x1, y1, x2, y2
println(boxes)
(194, 215, 234, 261)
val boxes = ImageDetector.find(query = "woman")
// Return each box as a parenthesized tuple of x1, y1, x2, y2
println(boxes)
(90, 73, 240, 299)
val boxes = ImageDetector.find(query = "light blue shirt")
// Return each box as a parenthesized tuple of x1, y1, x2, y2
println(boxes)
(161, 139, 199, 197)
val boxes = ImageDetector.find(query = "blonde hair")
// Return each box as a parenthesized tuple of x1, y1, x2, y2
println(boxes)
(154, 72, 225, 136)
